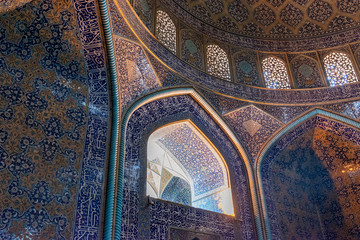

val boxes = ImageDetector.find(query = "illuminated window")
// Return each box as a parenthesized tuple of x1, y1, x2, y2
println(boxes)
(147, 121, 234, 215)
(206, 44, 231, 81)
(156, 10, 176, 54)
(262, 56, 291, 89)
(324, 52, 358, 86)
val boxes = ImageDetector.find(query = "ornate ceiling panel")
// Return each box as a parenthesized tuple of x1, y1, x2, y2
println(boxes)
(173, 0, 360, 39)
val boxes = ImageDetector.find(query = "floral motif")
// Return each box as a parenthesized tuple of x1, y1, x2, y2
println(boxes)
(298, 22, 323, 35)
(328, 16, 355, 31)
(205, 0, 223, 14)
(228, 1, 248, 23)
(291, 56, 323, 88)
(270, 24, 293, 36)
(308, 0, 333, 23)
(280, 4, 303, 27)
(337, 0, 359, 14)
(254, 4, 276, 26)
(266, 0, 285, 7)
(292, 0, 309, 6)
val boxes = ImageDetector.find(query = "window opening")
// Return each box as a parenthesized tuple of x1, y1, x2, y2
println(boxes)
(262, 56, 291, 89)
(324, 52, 358, 86)
(156, 10, 176, 54)
(147, 121, 234, 215)
(206, 44, 231, 81)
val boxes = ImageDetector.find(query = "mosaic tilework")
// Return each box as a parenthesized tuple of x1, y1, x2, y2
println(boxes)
(0, 0, 33, 13)
(233, 50, 260, 86)
(254, 104, 313, 123)
(133, 0, 153, 31)
(109, 0, 136, 40)
(70, 0, 110, 238)
(114, 36, 161, 112)
(291, 55, 324, 88)
(121, 94, 255, 239)
(0, 0, 92, 238)
(196, 88, 248, 115)
(150, 199, 237, 240)
(161, 177, 192, 206)
(260, 116, 360, 240)
(169, 227, 221, 240)
(255, 100, 360, 125)
(322, 101, 360, 121)
(224, 105, 284, 162)
(146, 51, 189, 87)
(159, 123, 227, 197)
(180, 29, 204, 70)
(118, 0, 360, 104)
(160, 0, 360, 52)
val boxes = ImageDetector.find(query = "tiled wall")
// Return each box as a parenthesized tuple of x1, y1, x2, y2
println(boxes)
(0, 0, 110, 238)
(120, 94, 255, 239)
(261, 116, 360, 240)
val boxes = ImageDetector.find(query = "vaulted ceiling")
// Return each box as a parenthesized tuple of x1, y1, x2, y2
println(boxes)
(173, 0, 360, 39)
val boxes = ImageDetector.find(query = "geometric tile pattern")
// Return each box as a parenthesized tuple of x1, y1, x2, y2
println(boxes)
(224, 105, 284, 162)
(114, 36, 161, 112)
(155, 0, 360, 51)
(171, 0, 360, 40)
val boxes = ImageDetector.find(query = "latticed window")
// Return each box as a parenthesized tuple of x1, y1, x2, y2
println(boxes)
(156, 10, 176, 54)
(206, 44, 231, 81)
(324, 52, 358, 86)
(262, 56, 291, 89)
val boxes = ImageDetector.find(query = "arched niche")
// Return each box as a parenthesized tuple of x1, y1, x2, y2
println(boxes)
(106, 88, 261, 240)
(290, 55, 324, 88)
(147, 120, 234, 215)
(256, 109, 360, 240)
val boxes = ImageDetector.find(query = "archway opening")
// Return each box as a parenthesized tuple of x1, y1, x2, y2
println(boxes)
(260, 116, 360, 240)
(146, 121, 234, 215)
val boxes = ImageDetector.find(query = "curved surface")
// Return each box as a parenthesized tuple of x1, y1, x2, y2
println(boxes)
(114, 0, 360, 106)
(255, 108, 360, 239)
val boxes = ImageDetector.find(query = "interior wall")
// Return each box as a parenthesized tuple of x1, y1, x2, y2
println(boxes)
(0, 0, 110, 239)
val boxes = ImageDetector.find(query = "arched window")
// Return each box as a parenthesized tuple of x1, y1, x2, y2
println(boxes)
(324, 52, 358, 86)
(147, 121, 234, 215)
(155, 10, 176, 54)
(206, 44, 231, 81)
(262, 56, 291, 89)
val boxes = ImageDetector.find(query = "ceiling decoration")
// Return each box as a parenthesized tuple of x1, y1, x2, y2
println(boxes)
(173, 0, 360, 39)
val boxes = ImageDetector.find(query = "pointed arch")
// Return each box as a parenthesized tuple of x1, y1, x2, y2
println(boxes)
(290, 54, 324, 88)
(262, 56, 291, 89)
(323, 51, 358, 86)
(147, 120, 234, 215)
(255, 108, 360, 240)
(206, 44, 231, 81)
(105, 87, 263, 240)
(155, 10, 177, 54)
